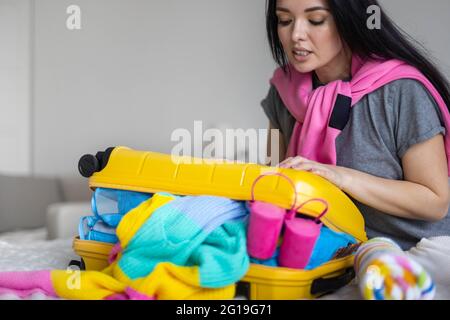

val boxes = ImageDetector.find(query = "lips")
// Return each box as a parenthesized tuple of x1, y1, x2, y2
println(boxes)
(292, 48, 312, 57)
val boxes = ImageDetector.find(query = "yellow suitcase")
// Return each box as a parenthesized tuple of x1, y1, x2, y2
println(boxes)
(73, 146, 367, 299)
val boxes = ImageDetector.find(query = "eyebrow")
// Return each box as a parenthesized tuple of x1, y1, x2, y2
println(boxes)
(276, 6, 330, 13)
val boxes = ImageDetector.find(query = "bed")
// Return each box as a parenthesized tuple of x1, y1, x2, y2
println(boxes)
(0, 228, 77, 300)
(1, 228, 449, 300)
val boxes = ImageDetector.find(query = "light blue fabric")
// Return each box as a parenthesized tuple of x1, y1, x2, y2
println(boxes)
(250, 248, 279, 267)
(79, 188, 153, 243)
(78, 216, 118, 243)
(91, 188, 152, 227)
(118, 194, 250, 288)
(305, 226, 357, 270)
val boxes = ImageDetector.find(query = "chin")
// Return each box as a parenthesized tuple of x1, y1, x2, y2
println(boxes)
(287, 57, 317, 74)
(290, 62, 316, 74)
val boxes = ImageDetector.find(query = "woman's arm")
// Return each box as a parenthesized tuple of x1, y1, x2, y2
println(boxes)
(280, 135, 450, 222)
(266, 122, 287, 166)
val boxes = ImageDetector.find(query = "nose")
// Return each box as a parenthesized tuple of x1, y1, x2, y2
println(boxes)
(291, 20, 307, 43)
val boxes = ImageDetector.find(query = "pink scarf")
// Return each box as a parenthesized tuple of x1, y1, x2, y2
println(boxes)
(271, 54, 450, 176)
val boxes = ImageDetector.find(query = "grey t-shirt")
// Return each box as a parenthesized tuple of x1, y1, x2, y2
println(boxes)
(261, 77, 449, 250)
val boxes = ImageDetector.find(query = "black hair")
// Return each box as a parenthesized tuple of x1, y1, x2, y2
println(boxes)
(266, 0, 450, 111)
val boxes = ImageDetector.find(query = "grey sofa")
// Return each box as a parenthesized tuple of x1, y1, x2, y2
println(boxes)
(0, 174, 92, 237)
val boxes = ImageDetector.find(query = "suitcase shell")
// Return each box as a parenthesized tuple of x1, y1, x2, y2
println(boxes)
(73, 146, 368, 299)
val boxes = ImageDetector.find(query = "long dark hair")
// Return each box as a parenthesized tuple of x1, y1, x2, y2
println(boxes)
(266, 0, 450, 111)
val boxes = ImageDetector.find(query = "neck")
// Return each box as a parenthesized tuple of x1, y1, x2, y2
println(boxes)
(314, 47, 352, 84)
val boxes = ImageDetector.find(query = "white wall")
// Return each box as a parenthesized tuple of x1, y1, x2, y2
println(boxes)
(380, 0, 450, 79)
(2, 0, 450, 176)
(33, 0, 275, 175)
(0, 0, 32, 175)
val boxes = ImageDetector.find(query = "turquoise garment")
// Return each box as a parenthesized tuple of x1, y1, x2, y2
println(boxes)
(250, 248, 279, 267)
(118, 194, 250, 288)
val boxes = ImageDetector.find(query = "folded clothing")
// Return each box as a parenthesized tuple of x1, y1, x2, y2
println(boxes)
(92, 188, 153, 221)
(79, 216, 118, 243)
(79, 188, 153, 243)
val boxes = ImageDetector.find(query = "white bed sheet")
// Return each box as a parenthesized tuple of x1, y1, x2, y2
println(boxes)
(1, 229, 449, 300)
(0, 228, 78, 271)
(0, 228, 78, 300)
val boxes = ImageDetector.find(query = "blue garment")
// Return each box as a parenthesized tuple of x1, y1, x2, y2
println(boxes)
(91, 188, 152, 227)
(250, 248, 279, 267)
(79, 188, 153, 243)
(79, 216, 118, 243)
(305, 226, 357, 270)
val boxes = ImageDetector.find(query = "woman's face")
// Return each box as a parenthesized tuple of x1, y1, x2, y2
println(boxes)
(276, 0, 346, 76)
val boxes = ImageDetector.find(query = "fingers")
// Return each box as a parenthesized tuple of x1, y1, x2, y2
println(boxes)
(279, 159, 343, 189)
(279, 156, 311, 168)
(292, 161, 317, 172)
(278, 156, 324, 175)
(277, 157, 292, 168)
(280, 157, 327, 176)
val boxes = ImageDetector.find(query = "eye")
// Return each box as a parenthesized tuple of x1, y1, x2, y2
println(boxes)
(309, 20, 325, 26)
(278, 19, 292, 27)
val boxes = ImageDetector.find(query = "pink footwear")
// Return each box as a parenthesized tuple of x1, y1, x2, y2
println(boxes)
(278, 216, 322, 269)
(247, 201, 286, 260)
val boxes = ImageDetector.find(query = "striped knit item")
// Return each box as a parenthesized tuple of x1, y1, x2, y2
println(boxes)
(354, 237, 435, 300)
(118, 194, 250, 287)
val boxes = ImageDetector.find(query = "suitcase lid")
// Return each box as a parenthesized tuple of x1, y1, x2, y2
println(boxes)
(86, 146, 368, 242)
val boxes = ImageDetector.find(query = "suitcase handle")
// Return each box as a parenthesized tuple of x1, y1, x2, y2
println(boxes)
(310, 267, 355, 296)
(79, 147, 115, 178)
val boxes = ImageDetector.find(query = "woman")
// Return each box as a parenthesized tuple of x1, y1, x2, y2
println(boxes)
(262, 0, 450, 250)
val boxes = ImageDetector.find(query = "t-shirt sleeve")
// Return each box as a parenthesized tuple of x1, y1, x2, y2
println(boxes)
(260, 85, 297, 149)
(261, 85, 282, 130)
(392, 79, 446, 159)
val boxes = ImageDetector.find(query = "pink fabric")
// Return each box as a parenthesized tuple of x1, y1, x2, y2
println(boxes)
(105, 287, 155, 300)
(125, 287, 155, 300)
(0, 270, 57, 298)
(0, 287, 55, 299)
(108, 243, 123, 264)
(271, 54, 450, 175)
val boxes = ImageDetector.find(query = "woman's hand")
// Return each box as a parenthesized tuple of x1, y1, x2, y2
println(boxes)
(278, 156, 351, 190)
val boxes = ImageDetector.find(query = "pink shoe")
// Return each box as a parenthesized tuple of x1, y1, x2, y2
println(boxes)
(278, 198, 329, 269)
(247, 201, 286, 260)
(278, 216, 322, 269)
